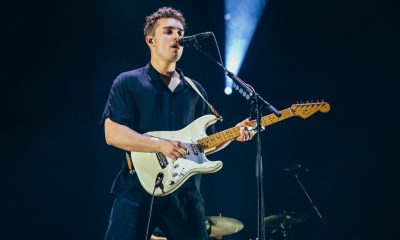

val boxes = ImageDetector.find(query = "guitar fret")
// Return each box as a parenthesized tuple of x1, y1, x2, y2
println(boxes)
(259, 108, 294, 128)
(282, 109, 291, 118)
(216, 133, 224, 144)
(223, 130, 230, 140)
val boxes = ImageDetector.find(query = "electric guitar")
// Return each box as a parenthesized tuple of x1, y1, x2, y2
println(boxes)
(130, 101, 330, 196)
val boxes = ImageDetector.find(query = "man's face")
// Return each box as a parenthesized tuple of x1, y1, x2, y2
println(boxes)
(150, 18, 184, 62)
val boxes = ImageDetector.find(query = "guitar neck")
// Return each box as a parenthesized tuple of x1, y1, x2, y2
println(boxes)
(197, 108, 295, 150)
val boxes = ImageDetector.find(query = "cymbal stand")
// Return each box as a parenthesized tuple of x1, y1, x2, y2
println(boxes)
(291, 166, 327, 227)
(268, 214, 291, 240)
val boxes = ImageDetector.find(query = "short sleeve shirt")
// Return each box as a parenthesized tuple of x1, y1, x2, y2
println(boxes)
(101, 63, 213, 203)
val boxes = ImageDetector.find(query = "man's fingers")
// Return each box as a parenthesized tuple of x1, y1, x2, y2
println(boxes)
(241, 127, 256, 141)
(235, 119, 258, 142)
(168, 153, 178, 161)
(174, 142, 188, 157)
(176, 148, 187, 158)
(244, 129, 250, 141)
(244, 118, 252, 125)
(167, 141, 187, 159)
(177, 141, 188, 150)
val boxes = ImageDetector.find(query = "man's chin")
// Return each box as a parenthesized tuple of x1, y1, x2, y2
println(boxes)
(170, 54, 182, 62)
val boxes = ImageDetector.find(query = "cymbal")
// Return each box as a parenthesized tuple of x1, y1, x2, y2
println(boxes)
(206, 216, 244, 237)
(264, 212, 307, 227)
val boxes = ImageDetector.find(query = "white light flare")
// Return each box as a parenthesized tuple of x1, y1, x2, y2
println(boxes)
(224, 0, 268, 94)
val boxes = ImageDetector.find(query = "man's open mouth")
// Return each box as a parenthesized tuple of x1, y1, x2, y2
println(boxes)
(171, 43, 180, 50)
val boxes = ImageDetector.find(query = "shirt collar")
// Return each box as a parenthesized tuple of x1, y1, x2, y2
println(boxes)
(144, 63, 188, 88)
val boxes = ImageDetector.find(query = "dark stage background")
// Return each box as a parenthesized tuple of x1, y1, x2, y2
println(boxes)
(2, 0, 399, 239)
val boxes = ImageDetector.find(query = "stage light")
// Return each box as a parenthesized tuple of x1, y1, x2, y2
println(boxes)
(224, 87, 233, 95)
(224, 0, 268, 95)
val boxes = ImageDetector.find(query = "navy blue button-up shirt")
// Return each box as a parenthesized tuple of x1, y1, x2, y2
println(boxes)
(101, 63, 213, 203)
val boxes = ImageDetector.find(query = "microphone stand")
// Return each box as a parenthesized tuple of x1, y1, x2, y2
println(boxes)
(191, 35, 281, 240)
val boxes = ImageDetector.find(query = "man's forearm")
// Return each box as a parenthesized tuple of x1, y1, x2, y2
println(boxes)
(104, 118, 159, 153)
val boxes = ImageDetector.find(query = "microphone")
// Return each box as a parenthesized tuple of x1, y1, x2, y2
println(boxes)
(178, 32, 212, 47)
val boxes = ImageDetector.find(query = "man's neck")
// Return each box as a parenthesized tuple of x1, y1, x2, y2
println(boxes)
(150, 58, 176, 77)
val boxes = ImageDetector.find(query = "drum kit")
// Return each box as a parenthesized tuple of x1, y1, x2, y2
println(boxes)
(206, 211, 308, 240)
(150, 211, 307, 240)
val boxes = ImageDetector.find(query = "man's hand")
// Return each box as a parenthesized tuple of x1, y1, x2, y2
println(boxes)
(156, 139, 188, 161)
(235, 118, 257, 142)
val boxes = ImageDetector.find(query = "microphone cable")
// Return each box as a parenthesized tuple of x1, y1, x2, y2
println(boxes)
(144, 173, 164, 240)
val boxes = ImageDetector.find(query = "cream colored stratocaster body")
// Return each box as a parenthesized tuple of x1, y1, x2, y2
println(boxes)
(131, 115, 222, 196)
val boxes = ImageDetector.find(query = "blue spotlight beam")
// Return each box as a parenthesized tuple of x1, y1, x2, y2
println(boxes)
(224, 0, 268, 94)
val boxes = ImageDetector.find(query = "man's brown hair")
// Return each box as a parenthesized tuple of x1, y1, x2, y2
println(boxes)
(143, 7, 186, 37)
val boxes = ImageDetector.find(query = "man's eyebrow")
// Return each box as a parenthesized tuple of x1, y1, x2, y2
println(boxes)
(163, 26, 184, 31)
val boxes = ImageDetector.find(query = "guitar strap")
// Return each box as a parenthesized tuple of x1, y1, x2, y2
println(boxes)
(125, 75, 223, 175)
(126, 152, 136, 175)
(184, 76, 223, 121)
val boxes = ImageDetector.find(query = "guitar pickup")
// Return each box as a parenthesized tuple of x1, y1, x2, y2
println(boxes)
(156, 152, 168, 169)
(191, 144, 200, 155)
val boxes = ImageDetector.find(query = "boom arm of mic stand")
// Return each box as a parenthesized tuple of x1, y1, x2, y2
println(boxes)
(192, 44, 281, 117)
(225, 70, 281, 117)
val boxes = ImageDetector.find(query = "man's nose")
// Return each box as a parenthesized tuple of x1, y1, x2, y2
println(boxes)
(172, 33, 180, 42)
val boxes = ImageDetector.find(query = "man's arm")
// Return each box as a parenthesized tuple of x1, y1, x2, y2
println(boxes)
(104, 118, 187, 160)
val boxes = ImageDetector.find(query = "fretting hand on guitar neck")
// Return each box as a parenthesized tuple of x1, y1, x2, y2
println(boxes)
(204, 117, 257, 156)
(235, 118, 257, 142)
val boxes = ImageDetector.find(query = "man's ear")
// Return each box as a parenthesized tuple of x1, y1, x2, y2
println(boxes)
(146, 36, 154, 45)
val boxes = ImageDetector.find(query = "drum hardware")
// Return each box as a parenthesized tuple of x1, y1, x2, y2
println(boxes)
(206, 214, 244, 239)
(284, 162, 327, 226)
(264, 211, 308, 240)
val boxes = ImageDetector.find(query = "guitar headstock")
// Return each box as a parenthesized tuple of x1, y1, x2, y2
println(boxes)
(291, 101, 330, 119)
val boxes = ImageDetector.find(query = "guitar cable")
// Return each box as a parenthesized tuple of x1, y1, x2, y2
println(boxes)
(144, 172, 164, 240)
